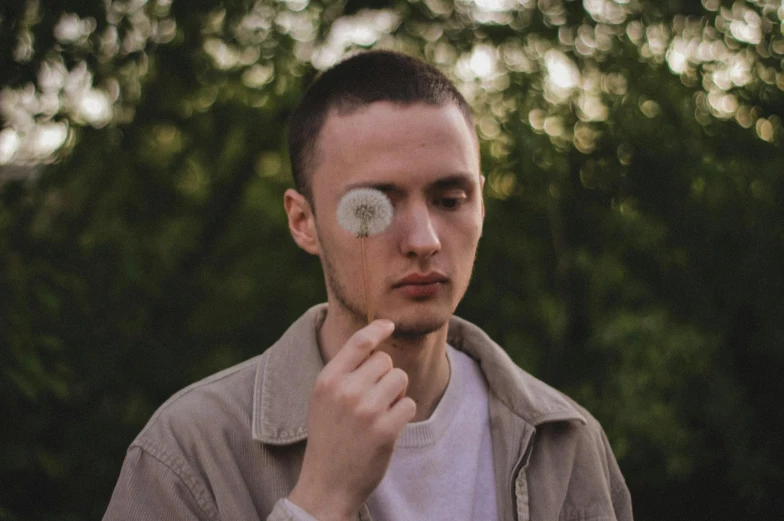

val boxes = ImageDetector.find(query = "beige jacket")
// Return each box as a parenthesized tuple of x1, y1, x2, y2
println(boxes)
(104, 304, 632, 521)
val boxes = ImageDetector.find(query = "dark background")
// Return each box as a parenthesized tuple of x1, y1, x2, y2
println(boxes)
(1, 0, 782, 519)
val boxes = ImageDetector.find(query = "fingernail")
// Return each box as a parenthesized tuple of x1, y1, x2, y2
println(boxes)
(380, 319, 395, 331)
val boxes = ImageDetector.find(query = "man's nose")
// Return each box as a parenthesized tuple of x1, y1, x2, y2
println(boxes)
(399, 203, 441, 259)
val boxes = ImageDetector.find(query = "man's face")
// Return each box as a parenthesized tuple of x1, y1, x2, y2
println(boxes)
(297, 101, 484, 337)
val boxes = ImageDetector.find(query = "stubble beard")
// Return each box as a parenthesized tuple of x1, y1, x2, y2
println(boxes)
(320, 245, 452, 340)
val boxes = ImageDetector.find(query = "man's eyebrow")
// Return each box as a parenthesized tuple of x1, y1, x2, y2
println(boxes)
(430, 173, 477, 189)
(344, 182, 404, 195)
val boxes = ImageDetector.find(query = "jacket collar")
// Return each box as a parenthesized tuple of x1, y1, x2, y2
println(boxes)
(252, 304, 584, 445)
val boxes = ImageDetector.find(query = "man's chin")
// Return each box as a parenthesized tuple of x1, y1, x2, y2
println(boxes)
(390, 314, 449, 340)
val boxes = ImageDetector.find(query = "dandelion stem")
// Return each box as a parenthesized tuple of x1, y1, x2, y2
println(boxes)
(361, 237, 372, 324)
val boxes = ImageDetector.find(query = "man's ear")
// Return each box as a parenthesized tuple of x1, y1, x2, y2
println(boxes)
(284, 189, 320, 255)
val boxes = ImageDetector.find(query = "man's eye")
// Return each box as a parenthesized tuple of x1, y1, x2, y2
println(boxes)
(437, 195, 466, 209)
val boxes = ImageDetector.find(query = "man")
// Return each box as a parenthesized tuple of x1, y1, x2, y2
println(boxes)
(104, 51, 632, 521)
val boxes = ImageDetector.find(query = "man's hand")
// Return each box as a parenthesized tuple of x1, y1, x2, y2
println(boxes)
(288, 320, 416, 521)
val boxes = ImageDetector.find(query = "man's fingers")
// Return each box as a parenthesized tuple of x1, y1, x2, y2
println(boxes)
(351, 351, 394, 387)
(329, 320, 395, 373)
(385, 396, 417, 429)
(364, 367, 408, 411)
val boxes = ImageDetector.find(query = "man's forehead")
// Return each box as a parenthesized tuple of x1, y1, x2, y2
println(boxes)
(307, 100, 480, 197)
(323, 100, 469, 132)
(314, 101, 477, 156)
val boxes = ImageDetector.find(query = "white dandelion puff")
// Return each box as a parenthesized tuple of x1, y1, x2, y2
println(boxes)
(336, 187, 394, 323)
(337, 188, 394, 238)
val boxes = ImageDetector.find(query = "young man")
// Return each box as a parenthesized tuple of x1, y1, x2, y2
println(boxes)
(104, 51, 633, 521)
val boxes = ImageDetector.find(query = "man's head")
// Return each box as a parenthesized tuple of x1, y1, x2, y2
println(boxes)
(288, 50, 476, 205)
(285, 51, 484, 338)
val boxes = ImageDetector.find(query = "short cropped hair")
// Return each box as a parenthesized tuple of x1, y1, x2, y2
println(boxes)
(287, 50, 475, 202)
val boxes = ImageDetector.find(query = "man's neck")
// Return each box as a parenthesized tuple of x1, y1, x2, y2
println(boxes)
(318, 306, 451, 423)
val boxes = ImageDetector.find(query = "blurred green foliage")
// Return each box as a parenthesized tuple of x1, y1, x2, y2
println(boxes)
(1, 0, 783, 519)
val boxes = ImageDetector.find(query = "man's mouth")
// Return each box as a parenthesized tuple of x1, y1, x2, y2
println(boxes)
(392, 272, 448, 298)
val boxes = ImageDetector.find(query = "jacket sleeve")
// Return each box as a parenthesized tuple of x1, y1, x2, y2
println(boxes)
(104, 447, 348, 521)
(103, 446, 218, 521)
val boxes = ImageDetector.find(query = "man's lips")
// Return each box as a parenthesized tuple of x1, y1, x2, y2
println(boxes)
(392, 272, 448, 298)
(392, 272, 449, 287)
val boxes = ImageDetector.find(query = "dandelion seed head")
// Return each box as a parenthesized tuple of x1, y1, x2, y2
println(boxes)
(337, 187, 394, 238)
